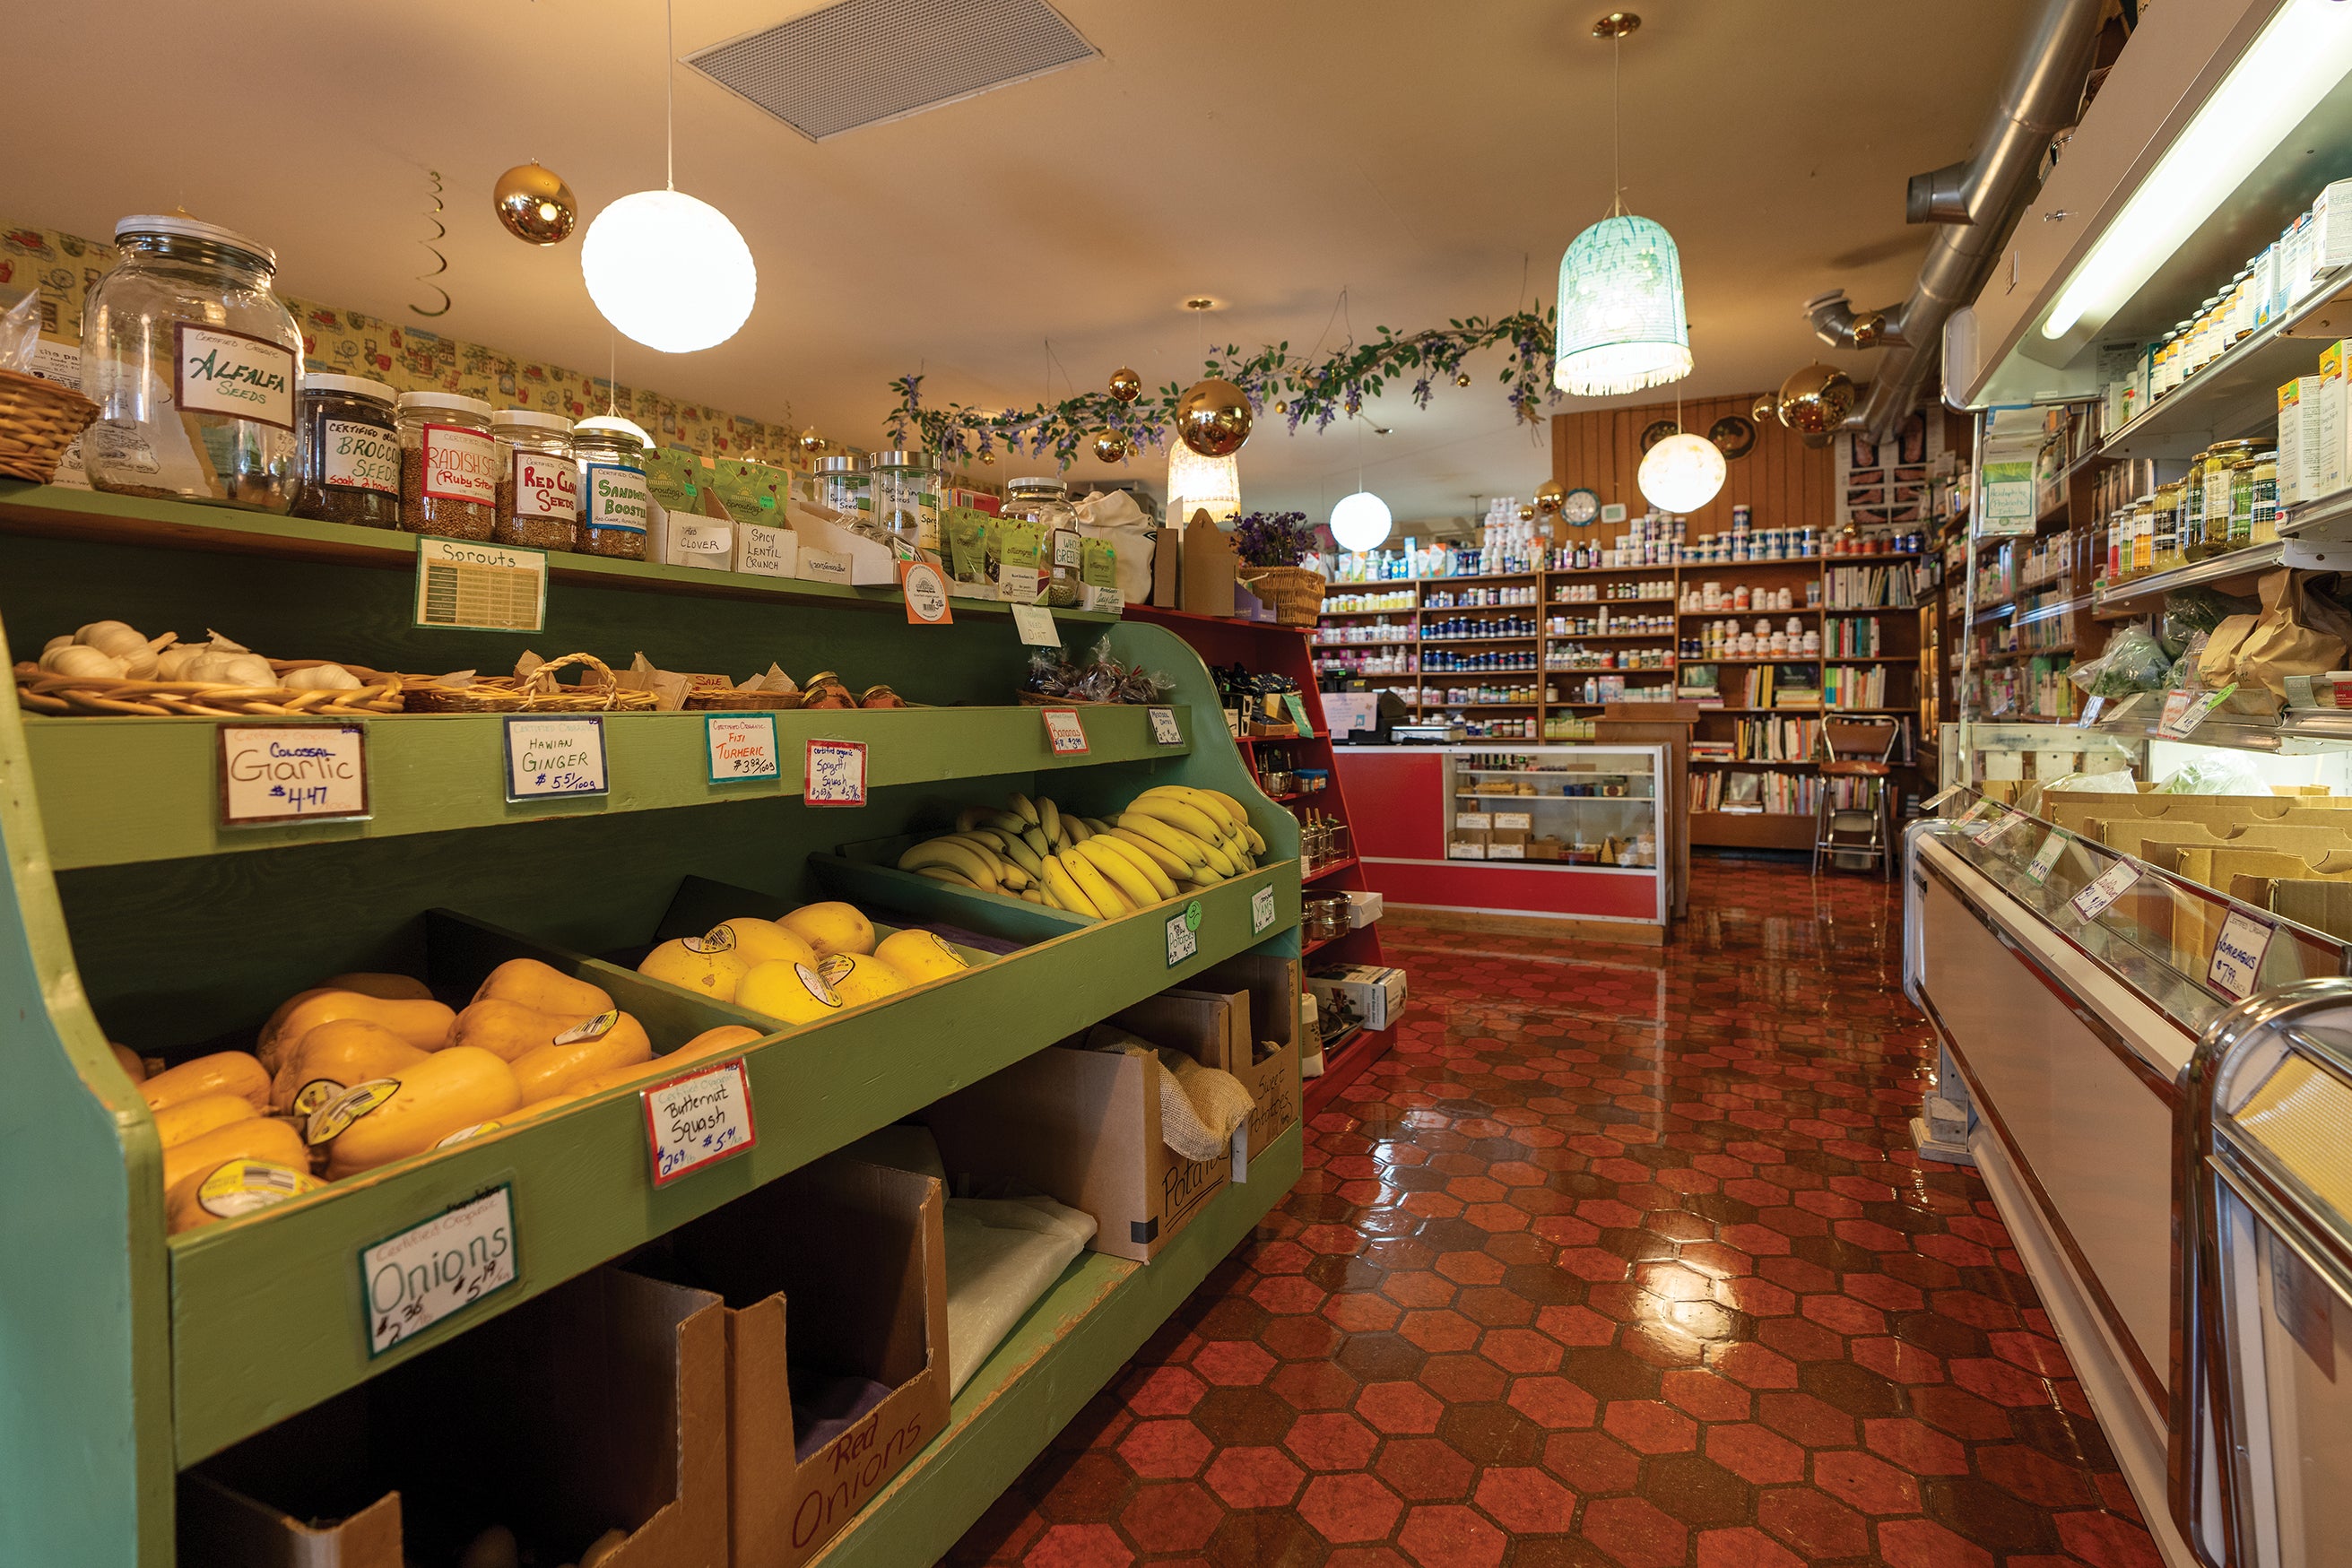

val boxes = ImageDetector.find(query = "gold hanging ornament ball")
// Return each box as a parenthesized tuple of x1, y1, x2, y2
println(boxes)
(1775, 362, 1856, 436)
(1092, 430, 1132, 463)
(1534, 481, 1565, 516)
(491, 161, 577, 245)
(1455, 371, 1473, 388)
(796, 427, 826, 455)
(1751, 393, 1779, 428)
(1175, 377, 1253, 458)
(1107, 367, 1142, 404)
(1518, 503, 1538, 523)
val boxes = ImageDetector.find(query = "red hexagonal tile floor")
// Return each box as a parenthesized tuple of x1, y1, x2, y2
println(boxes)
(948, 855, 2159, 1567)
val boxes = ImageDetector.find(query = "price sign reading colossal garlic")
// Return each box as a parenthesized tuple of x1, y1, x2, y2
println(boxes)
(219, 723, 369, 826)
(705, 714, 780, 783)
(504, 716, 608, 801)
(643, 1059, 757, 1186)
(806, 740, 868, 806)
(2070, 861, 2141, 923)
(1042, 708, 1089, 755)
(900, 559, 954, 625)
(360, 1186, 516, 1356)
(2208, 909, 2277, 1001)
(1149, 707, 1184, 747)
(1251, 884, 1278, 934)
(413, 537, 547, 632)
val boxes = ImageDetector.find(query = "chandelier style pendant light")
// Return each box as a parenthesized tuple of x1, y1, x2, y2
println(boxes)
(582, 0, 758, 353)
(1167, 441, 1240, 526)
(1554, 13, 1692, 398)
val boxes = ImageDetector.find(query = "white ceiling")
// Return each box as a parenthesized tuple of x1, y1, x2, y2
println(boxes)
(13, 0, 2035, 525)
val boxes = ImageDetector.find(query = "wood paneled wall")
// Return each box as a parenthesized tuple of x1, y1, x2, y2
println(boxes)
(1549, 394, 1837, 547)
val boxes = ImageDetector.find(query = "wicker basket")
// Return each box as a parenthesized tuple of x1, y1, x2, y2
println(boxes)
(686, 689, 804, 711)
(13, 663, 404, 718)
(0, 367, 101, 484)
(1238, 566, 1328, 628)
(401, 653, 658, 714)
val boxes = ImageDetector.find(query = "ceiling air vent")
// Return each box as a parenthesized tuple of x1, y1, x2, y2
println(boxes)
(687, 0, 1098, 142)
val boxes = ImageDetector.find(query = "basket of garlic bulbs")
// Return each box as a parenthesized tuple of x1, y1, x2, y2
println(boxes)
(13, 623, 404, 717)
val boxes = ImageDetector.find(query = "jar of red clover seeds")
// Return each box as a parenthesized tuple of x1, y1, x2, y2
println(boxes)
(492, 408, 578, 550)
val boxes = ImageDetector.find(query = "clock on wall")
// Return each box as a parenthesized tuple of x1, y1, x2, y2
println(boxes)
(1560, 487, 1601, 527)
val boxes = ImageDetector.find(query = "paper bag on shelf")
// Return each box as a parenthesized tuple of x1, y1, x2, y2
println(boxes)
(2226, 569, 2352, 697)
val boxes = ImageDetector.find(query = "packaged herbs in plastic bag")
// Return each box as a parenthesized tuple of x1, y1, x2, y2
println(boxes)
(2070, 621, 2173, 697)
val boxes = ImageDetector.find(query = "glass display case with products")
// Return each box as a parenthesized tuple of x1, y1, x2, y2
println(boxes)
(1443, 748, 1659, 870)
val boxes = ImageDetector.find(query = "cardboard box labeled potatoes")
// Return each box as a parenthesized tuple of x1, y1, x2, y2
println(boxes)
(637, 1155, 950, 1568)
(924, 1027, 1233, 1263)
(178, 1269, 725, 1568)
(1111, 954, 1302, 1157)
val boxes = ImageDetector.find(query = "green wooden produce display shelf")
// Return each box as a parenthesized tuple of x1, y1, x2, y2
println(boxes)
(0, 480, 1300, 1568)
(812, 1122, 1304, 1568)
(26, 704, 1191, 871)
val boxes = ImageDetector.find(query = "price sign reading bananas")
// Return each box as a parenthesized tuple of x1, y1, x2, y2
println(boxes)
(1042, 708, 1089, 755)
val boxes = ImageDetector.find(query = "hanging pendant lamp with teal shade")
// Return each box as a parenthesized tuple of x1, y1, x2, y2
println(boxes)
(1553, 214, 1692, 396)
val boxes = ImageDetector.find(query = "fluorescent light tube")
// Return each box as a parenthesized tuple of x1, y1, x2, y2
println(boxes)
(2043, 0, 2352, 341)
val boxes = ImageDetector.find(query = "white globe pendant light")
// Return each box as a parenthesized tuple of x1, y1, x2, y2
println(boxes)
(581, 0, 756, 354)
(582, 190, 756, 353)
(1331, 489, 1393, 551)
(1554, 13, 1692, 398)
(1637, 431, 1725, 514)
(1167, 442, 1240, 526)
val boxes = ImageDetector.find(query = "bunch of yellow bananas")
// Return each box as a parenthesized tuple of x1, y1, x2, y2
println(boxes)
(896, 785, 1267, 921)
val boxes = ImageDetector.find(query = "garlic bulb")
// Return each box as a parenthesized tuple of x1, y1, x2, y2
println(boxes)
(75, 621, 147, 658)
(39, 645, 127, 679)
(188, 653, 277, 688)
(282, 663, 361, 691)
(42, 635, 71, 655)
(155, 645, 208, 681)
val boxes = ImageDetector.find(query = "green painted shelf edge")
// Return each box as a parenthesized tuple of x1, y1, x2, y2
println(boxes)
(0, 481, 1118, 623)
(28, 704, 1193, 871)
(809, 1122, 1303, 1568)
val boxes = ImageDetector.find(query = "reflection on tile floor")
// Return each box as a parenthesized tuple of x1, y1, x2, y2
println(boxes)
(949, 854, 2164, 1568)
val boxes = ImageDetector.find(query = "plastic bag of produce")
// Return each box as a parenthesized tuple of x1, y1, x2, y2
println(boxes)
(2071, 621, 2171, 697)
(2157, 749, 2270, 795)
(2161, 585, 2255, 657)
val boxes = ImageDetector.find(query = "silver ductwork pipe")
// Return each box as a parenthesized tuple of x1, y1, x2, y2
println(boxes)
(1808, 0, 2105, 437)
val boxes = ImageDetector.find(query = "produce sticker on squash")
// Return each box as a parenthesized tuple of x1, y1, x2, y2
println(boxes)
(218, 723, 369, 826)
(305, 1078, 403, 1144)
(360, 1186, 518, 1356)
(642, 1058, 757, 1186)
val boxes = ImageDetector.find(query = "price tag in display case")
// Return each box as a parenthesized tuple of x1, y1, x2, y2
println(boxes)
(360, 1186, 517, 1356)
(219, 723, 370, 826)
(2026, 831, 2067, 885)
(1042, 708, 1089, 755)
(643, 1059, 757, 1186)
(2208, 909, 2277, 1001)
(806, 740, 868, 806)
(2070, 861, 2141, 923)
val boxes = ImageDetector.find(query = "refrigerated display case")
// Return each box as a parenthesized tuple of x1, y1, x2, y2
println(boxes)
(1342, 744, 1671, 939)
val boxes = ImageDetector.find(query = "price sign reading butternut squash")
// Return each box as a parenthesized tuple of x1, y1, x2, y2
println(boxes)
(218, 723, 369, 826)
(643, 1060, 757, 1186)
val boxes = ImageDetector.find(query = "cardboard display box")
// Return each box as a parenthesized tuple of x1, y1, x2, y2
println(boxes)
(638, 1156, 950, 1568)
(180, 1269, 726, 1568)
(1112, 954, 1301, 1158)
(1180, 515, 1240, 618)
(924, 1035, 1231, 1264)
(1307, 964, 1408, 1033)
(2268, 878, 2352, 941)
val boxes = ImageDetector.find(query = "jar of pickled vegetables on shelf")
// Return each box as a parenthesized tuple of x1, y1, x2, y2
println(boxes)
(2235, 446, 2280, 546)
(2181, 451, 2214, 560)
(2148, 481, 2185, 573)
(2203, 439, 2269, 554)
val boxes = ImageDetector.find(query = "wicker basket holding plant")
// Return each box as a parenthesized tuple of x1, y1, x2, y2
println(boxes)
(1230, 510, 1329, 627)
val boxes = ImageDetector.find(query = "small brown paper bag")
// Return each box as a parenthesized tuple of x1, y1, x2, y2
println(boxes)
(2232, 569, 2352, 697)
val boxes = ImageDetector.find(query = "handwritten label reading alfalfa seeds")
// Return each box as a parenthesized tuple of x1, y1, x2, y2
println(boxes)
(173, 323, 295, 429)
(360, 1187, 517, 1356)
(644, 1060, 757, 1185)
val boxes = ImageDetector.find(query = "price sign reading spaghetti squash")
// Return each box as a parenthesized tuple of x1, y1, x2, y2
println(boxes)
(805, 740, 867, 806)
(360, 1186, 516, 1356)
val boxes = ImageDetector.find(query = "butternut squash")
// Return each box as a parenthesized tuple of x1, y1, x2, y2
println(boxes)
(322, 972, 434, 1001)
(508, 1011, 654, 1102)
(109, 1043, 146, 1083)
(669, 1025, 764, 1063)
(161, 1115, 308, 1200)
(269, 1019, 430, 1113)
(142, 1052, 270, 1114)
(447, 998, 588, 1062)
(500, 1091, 582, 1124)
(473, 957, 613, 1018)
(566, 1023, 760, 1098)
(166, 1156, 320, 1235)
(325, 1047, 524, 1178)
(153, 1091, 265, 1150)
(259, 991, 456, 1072)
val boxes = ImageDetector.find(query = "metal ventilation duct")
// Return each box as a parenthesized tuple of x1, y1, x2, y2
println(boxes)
(688, 0, 1098, 143)
(1806, 0, 2105, 437)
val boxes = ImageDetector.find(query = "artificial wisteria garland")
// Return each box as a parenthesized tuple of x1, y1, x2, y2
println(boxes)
(885, 307, 1559, 468)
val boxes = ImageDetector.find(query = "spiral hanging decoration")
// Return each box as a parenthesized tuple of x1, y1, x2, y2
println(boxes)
(408, 169, 453, 319)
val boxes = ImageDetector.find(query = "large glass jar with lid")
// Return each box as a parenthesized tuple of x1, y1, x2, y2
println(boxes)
(869, 449, 941, 558)
(2181, 451, 2215, 560)
(82, 213, 302, 511)
(396, 392, 498, 541)
(572, 417, 651, 559)
(2203, 439, 2270, 554)
(491, 408, 577, 550)
(1002, 477, 1081, 607)
(291, 374, 400, 529)
(815, 455, 876, 541)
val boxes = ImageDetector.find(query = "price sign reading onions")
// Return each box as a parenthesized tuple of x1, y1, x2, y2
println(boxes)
(643, 1060, 757, 1186)
(805, 740, 867, 807)
(359, 1186, 516, 1356)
